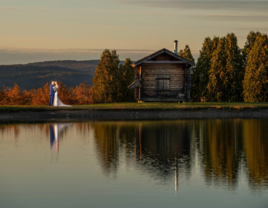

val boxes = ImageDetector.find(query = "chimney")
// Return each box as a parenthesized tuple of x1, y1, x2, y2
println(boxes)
(174, 40, 178, 55)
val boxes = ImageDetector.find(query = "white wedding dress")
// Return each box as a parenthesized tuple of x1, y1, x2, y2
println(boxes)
(53, 91, 72, 107)
(51, 123, 72, 153)
(53, 123, 72, 141)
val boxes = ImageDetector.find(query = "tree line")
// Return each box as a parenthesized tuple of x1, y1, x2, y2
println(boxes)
(0, 82, 93, 105)
(179, 31, 268, 102)
(92, 49, 135, 103)
(1, 31, 267, 105)
(0, 49, 135, 105)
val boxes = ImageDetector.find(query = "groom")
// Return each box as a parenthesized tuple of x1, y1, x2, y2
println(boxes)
(49, 81, 55, 106)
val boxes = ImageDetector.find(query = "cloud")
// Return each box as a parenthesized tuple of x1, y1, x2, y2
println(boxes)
(0, 6, 53, 12)
(0, 48, 156, 54)
(0, 48, 157, 65)
(121, 0, 268, 12)
(119, 0, 268, 23)
(196, 14, 268, 22)
(0, 7, 15, 11)
(234, 27, 268, 31)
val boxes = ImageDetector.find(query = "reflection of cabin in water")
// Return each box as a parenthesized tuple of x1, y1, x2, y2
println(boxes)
(135, 121, 192, 192)
(128, 41, 195, 102)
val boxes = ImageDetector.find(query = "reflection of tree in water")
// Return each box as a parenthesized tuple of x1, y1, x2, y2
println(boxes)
(243, 119, 268, 189)
(0, 124, 50, 141)
(194, 119, 243, 189)
(135, 121, 192, 186)
(0, 124, 21, 140)
(92, 122, 137, 176)
(93, 123, 119, 176)
(92, 120, 192, 189)
(91, 119, 268, 191)
(1, 120, 268, 191)
(75, 123, 92, 137)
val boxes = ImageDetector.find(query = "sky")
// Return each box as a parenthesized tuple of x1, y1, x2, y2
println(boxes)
(0, 0, 268, 64)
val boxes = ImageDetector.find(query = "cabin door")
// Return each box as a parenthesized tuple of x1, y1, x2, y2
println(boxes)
(156, 75, 170, 95)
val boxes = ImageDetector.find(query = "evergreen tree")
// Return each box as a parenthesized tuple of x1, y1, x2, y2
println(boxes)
(92, 49, 120, 103)
(239, 31, 262, 97)
(243, 34, 268, 102)
(179, 45, 195, 101)
(189, 65, 200, 101)
(191, 37, 219, 101)
(225, 33, 243, 101)
(207, 37, 227, 101)
(242, 31, 261, 68)
(179, 45, 195, 62)
(207, 34, 242, 101)
(117, 58, 135, 102)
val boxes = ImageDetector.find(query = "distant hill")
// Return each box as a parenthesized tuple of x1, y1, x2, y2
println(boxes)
(28, 60, 99, 73)
(0, 60, 99, 90)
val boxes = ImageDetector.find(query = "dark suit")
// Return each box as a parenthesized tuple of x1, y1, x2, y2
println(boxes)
(49, 84, 54, 106)
(50, 125, 55, 148)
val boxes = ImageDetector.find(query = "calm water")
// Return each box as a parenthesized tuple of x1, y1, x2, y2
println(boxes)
(0, 119, 268, 208)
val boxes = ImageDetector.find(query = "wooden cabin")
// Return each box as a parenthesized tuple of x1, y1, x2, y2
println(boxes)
(128, 46, 195, 102)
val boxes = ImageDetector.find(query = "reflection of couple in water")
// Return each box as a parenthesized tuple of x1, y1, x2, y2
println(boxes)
(49, 123, 72, 152)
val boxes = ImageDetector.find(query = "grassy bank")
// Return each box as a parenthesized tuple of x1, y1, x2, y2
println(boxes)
(1, 102, 268, 112)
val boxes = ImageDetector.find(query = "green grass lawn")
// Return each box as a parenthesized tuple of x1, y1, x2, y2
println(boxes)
(1, 102, 268, 112)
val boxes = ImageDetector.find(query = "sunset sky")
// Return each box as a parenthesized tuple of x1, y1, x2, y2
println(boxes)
(1, 0, 268, 64)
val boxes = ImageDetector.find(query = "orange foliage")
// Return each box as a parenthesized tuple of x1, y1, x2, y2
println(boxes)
(0, 82, 93, 105)
(57, 81, 93, 105)
(0, 83, 32, 105)
(31, 83, 50, 105)
(73, 82, 93, 105)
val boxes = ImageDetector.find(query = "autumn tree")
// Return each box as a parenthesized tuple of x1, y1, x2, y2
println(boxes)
(225, 33, 243, 101)
(242, 31, 262, 69)
(207, 33, 243, 101)
(179, 45, 195, 101)
(0, 85, 7, 105)
(31, 83, 50, 105)
(207, 37, 227, 101)
(191, 37, 219, 101)
(8, 83, 22, 105)
(117, 58, 135, 102)
(0, 83, 32, 105)
(243, 34, 268, 102)
(57, 81, 74, 104)
(92, 49, 120, 103)
(0, 81, 93, 105)
(74, 82, 93, 104)
(179, 45, 195, 63)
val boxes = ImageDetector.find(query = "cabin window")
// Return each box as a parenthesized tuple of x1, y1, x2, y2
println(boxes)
(156, 75, 170, 95)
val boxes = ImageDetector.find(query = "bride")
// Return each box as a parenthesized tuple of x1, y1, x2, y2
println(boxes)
(53, 81, 72, 107)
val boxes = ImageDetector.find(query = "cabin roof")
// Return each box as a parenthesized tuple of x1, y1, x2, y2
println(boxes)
(134, 48, 195, 66)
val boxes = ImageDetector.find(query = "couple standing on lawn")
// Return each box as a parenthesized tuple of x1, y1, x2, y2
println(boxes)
(49, 81, 72, 107)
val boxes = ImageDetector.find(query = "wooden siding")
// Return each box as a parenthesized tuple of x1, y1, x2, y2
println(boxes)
(133, 49, 193, 102)
(141, 63, 185, 100)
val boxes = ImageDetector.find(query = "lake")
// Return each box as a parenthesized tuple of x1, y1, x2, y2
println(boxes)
(0, 119, 267, 208)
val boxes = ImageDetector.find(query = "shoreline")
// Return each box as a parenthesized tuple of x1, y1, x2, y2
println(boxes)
(1, 107, 268, 123)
